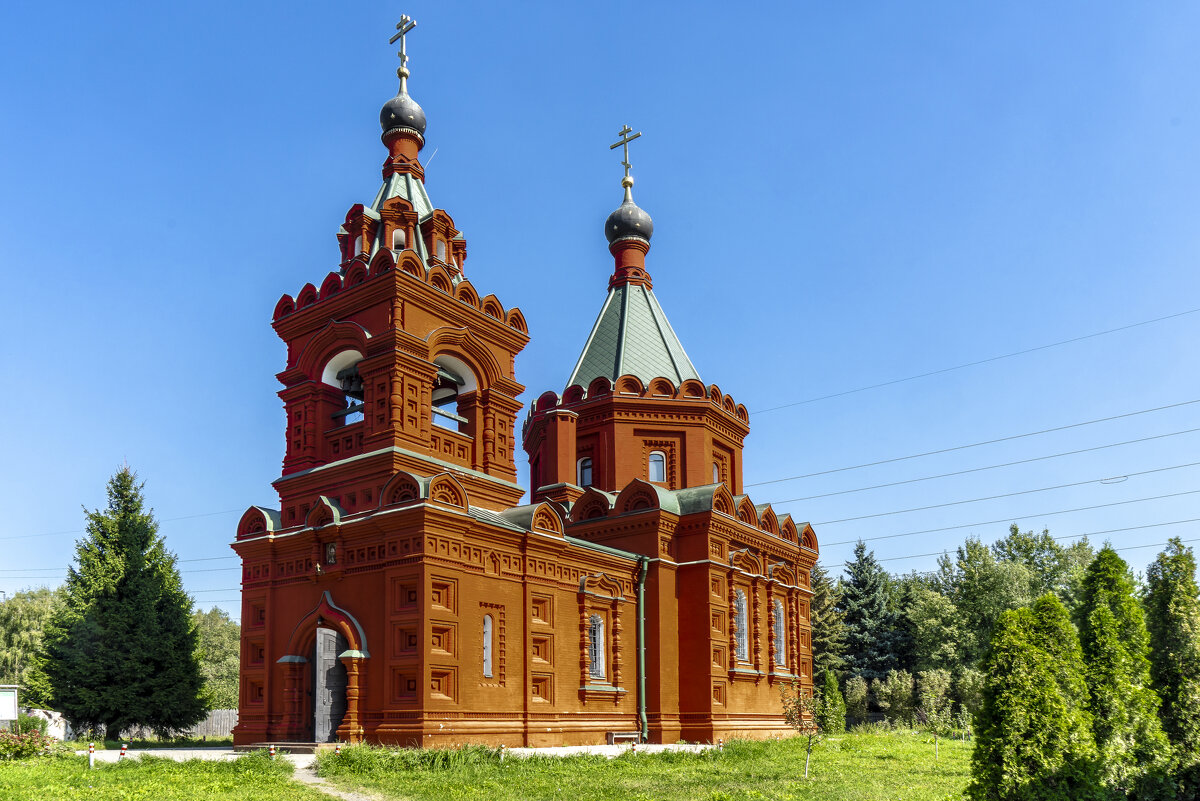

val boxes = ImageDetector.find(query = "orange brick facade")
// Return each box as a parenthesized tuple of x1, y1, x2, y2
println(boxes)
(231, 28, 818, 748)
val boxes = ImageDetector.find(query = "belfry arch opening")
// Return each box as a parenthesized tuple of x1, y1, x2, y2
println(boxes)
(431, 354, 477, 433)
(322, 349, 365, 425)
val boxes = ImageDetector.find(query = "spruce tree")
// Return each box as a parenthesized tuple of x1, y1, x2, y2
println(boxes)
(43, 467, 207, 738)
(809, 561, 846, 679)
(1144, 538, 1200, 758)
(968, 594, 1099, 801)
(838, 541, 896, 681)
(1076, 546, 1170, 793)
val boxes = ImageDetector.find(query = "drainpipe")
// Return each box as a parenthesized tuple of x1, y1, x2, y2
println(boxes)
(636, 556, 649, 743)
(563, 536, 651, 743)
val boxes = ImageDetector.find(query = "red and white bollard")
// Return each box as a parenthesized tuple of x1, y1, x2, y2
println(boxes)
(718, 738, 724, 752)
(499, 743, 507, 761)
(334, 742, 341, 756)
(268, 744, 276, 760)
(119, 743, 127, 760)
(88, 742, 95, 770)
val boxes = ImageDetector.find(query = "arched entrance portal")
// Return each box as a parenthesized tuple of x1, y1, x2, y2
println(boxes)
(276, 592, 369, 744)
(313, 627, 348, 742)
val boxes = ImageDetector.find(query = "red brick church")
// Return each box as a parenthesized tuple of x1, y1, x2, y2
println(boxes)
(231, 17, 819, 748)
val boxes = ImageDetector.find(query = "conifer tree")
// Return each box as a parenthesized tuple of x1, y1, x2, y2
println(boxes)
(968, 594, 1099, 801)
(1076, 546, 1170, 793)
(838, 542, 897, 681)
(815, 668, 846, 733)
(42, 467, 207, 738)
(1144, 538, 1200, 758)
(809, 562, 846, 678)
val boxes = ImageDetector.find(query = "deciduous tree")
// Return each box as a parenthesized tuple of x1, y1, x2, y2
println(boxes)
(192, 607, 240, 710)
(0, 587, 60, 708)
(42, 467, 207, 738)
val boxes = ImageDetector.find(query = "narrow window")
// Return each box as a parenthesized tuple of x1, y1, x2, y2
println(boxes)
(648, 451, 666, 483)
(392, 228, 406, 250)
(733, 590, 748, 662)
(436, 239, 447, 261)
(773, 600, 786, 666)
(352, 234, 363, 256)
(482, 615, 494, 678)
(577, 457, 593, 487)
(588, 614, 606, 680)
(712, 462, 721, 484)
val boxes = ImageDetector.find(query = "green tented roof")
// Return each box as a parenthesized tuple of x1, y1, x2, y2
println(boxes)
(566, 283, 702, 389)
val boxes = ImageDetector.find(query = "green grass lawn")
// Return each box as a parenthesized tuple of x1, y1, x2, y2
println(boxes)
(317, 730, 972, 801)
(0, 752, 330, 801)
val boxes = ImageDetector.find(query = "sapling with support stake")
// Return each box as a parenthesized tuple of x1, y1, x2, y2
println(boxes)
(780, 678, 824, 778)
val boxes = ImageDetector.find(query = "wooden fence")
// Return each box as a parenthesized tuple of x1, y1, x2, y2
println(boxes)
(116, 709, 237, 741)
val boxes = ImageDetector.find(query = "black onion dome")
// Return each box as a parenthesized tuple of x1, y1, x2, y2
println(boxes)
(380, 92, 427, 136)
(605, 195, 654, 244)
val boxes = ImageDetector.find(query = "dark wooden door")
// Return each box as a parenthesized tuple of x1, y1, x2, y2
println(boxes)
(313, 627, 348, 742)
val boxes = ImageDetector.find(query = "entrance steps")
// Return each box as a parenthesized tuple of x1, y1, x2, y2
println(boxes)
(235, 742, 332, 755)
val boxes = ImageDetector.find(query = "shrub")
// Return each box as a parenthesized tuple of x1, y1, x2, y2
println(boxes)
(844, 675, 868, 721)
(14, 713, 48, 736)
(0, 729, 63, 760)
(873, 670, 914, 724)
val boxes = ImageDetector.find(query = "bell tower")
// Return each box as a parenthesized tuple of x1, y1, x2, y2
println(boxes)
(270, 17, 529, 522)
(523, 127, 750, 506)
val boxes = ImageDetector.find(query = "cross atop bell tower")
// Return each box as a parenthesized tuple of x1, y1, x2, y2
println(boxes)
(389, 15, 417, 94)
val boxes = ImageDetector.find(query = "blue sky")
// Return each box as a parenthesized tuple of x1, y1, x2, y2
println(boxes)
(2, 2, 1199, 620)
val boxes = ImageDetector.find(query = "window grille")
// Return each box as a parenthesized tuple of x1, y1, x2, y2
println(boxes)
(733, 590, 748, 661)
(773, 600, 786, 666)
(482, 615, 494, 678)
(588, 614, 606, 680)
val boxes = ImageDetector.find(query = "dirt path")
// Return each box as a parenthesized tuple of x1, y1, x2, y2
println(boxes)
(288, 757, 381, 801)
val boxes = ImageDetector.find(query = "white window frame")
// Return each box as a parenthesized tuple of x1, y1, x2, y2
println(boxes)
(733, 590, 748, 662)
(588, 614, 606, 680)
(648, 450, 666, 483)
(482, 614, 494, 678)
(577, 457, 593, 487)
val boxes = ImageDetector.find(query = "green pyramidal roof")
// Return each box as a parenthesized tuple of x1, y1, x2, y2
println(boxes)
(566, 283, 702, 389)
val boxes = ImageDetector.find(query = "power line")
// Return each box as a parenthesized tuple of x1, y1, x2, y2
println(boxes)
(0, 508, 244, 542)
(747, 399, 1200, 487)
(873, 531, 1200, 565)
(754, 306, 1200, 414)
(765, 427, 1200, 504)
(819, 489, 1200, 547)
(0, 566, 240, 576)
(808, 461, 1200, 525)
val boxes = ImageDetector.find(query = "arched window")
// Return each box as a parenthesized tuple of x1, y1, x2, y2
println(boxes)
(431, 355, 476, 433)
(712, 462, 721, 484)
(773, 600, 786, 666)
(733, 590, 748, 662)
(436, 239, 447, 262)
(577, 457, 593, 487)
(482, 615, 494, 678)
(392, 228, 406, 250)
(648, 451, 666, 483)
(322, 350, 365, 426)
(588, 614, 606, 680)
(352, 234, 363, 256)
